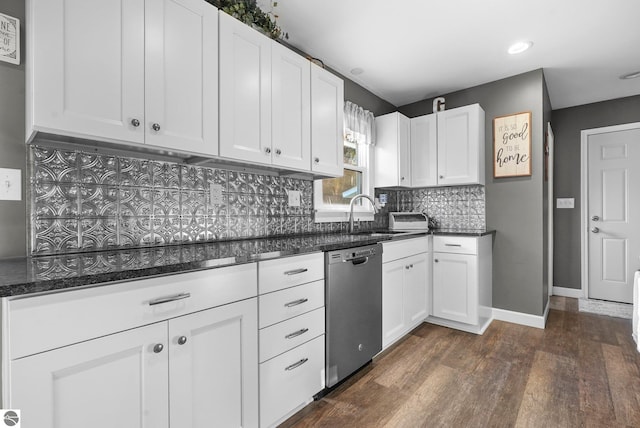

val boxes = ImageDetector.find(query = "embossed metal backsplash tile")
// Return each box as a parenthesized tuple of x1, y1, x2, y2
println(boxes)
(30, 146, 333, 255)
(389, 185, 486, 230)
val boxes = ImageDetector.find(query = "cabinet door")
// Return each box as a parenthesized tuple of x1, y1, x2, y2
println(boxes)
(28, 0, 145, 144)
(219, 11, 272, 164)
(432, 252, 478, 324)
(169, 298, 258, 428)
(10, 323, 168, 428)
(404, 252, 430, 327)
(310, 63, 344, 177)
(437, 104, 484, 185)
(145, 0, 218, 156)
(272, 42, 311, 171)
(397, 114, 411, 186)
(410, 114, 438, 187)
(382, 258, 406, 349)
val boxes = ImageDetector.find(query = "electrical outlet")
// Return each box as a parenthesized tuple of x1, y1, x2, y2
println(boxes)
(209, 183, 224, 205)
(288, 190, 301, 207)
(556, 198, 575, 209)
(0, 168, 21, 201)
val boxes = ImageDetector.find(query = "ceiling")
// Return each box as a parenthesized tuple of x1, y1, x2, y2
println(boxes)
(257, 0, 640, 110)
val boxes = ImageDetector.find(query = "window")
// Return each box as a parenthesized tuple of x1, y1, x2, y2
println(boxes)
(314, 101, 376, 222)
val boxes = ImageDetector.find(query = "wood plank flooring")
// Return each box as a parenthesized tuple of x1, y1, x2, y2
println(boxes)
(280, 297, 640, 427)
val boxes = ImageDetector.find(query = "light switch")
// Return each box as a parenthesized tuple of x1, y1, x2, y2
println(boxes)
(0, 168, 21, 201)
(288, 190, 301, 207)
(556, 198, 575, 209)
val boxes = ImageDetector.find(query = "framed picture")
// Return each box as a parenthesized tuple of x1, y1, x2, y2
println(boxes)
(0, 12, 20, 65)
(493, 111, 532, 178)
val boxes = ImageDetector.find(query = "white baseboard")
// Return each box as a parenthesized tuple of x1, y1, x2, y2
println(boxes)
(552, 286, 584, 299)
(492, 305, 548, 329)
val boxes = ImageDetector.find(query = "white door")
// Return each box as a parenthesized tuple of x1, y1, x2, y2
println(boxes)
(382, 259, 406, 349)
(10, 323, 168, 428)
(432, 252, 478, 324)
(219, 11, 272, 164)
(404, 252, 430, 325)
(169, 298, 259, 428)
(29, 0, 145, 143)
(586, 125, 640, 303)
(271, 42, 311, 171)
(437, 104, 483, 185)
(410, 114, 438, 187)
(547, 123, 554, 297)
(145, 0, 218, 156)
(310, 63, 344, 177)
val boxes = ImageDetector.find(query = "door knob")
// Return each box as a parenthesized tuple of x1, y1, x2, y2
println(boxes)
(151, 123, 161, 131)
(591, 227, 599, 233)
(591, 215, 600, 221)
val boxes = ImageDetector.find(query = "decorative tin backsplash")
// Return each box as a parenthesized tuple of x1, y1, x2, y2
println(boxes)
(29, 146, 486, 256)
(375, 185, 486, 230)
(29, 146, 349, 255)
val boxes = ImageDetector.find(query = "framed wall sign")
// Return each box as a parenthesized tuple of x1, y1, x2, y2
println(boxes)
(493, 111, 531, 178)
(0, 12, 20, 65)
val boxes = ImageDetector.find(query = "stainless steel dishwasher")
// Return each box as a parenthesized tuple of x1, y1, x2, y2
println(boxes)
(325, 243, 382, 388)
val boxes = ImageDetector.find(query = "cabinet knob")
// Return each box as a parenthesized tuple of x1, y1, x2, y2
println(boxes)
(275, 148, 282, 155)
(434, 259, 439, 263)
(152, 123, 161, 132)
(400, 176, 405, 181)
(591, 215, 600, 221)
(265, 147, 271, 154)
(405, 265, 410, 269)
(439, 175, 444, 179)
(177, 336, 187, 345)
(591, 227, 599, 233)
(153, 343, 164, 353)
(314, 157, 320, 164)
(130, 118, 140, 127)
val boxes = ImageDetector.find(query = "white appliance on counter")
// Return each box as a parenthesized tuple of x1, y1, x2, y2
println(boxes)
(389, 212, 430, 231)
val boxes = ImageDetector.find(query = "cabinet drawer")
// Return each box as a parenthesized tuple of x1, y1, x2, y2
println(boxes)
(433, 236, 478, 255)
(260, 335, 325, 428)
(259, 280, 324, 328)
(260, 307, 325, 363)
(382, 236, 429, 263)
(8, 264, 257, 360)
(259, 252, 324, 294)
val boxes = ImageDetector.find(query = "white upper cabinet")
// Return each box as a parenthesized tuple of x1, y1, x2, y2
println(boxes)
(271, 42, 311, 171)
(219, 10, 272, 164)
(26, 0, 219, 156)
(311, 63, 344, 177)
(410, 114, 438, 187)
(145, 0, 219, 155)
(375, 112, 411, 187)
(375, 104, 485, 188)
(436, 104, 485, 186)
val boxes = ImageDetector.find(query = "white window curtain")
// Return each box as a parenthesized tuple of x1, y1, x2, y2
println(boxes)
(344, 101, 376, 146)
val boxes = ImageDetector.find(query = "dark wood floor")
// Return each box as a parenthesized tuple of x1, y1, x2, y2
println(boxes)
(281, 297, 640, 427)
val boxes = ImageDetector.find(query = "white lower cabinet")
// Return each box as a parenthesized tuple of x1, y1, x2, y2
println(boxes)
(5, 266, 259, 428)
(429, 234, 493, 334)
(257, 253, 326, 427)
(382, 236, 430, 349)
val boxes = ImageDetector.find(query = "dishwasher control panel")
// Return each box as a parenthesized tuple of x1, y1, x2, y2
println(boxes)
(327, 244, 380, 264)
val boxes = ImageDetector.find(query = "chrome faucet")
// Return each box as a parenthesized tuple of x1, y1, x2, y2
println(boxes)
(348, 194, 378, 233)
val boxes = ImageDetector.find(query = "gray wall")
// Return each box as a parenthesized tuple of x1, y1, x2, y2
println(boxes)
(551, 94, 640, 289)
(0, 0, 27, 259)
(399, 69, 547, 316)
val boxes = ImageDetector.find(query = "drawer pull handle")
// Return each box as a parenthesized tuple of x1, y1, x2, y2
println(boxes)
(285, 328, 309, 339)
(149, 292, 191, 306)
(284, 268, 308, 276)
(445, 244, 462, 247)
(284, 298, 308, 308)
(285, 358, 309, 371)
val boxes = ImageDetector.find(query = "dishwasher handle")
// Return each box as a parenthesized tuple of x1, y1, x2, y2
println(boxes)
(349, 256, 369, 266)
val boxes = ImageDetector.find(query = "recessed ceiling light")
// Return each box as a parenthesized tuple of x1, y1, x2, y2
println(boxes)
(350, 67, 364, 76)
(620, 70, 640, 80)
(508, 41, 533, 55)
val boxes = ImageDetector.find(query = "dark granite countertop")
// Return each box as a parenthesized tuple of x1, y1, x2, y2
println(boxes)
(0, 229, 493, 298)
